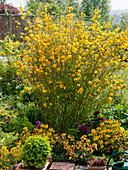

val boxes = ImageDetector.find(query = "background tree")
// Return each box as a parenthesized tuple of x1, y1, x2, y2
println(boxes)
(80, 0, 110, 22)
(26, 0, 80, 16)
(120, 13, 128, 31)
(0, 0, 6, 5)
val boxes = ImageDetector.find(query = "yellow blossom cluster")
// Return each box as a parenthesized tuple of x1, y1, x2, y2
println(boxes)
(0, 141, 22, 169)
(19, 126, 55, 148)
(59, 134, 98, 161)
(12, 6, 128, 131)
(88, 119, 127, 155)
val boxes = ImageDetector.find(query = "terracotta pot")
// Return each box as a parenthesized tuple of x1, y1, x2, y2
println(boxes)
(12, 156, 52, 170)
(88, 166, 106, 170)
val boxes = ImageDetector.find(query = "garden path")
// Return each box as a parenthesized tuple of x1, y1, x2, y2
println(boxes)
(49, 162, 112, 170)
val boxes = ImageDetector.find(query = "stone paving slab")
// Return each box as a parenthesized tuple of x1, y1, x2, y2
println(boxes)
(74, 165, 89, 170)
(74, 166, 112, 170)
(49, 163, 112, 170)
(50, 162, 75, 170)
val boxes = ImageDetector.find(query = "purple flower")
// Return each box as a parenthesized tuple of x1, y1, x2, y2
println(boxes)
(93, 111, 100, 115)
(74, 123, 79, 125)
(7, 120, 9, 123)
(30, 130, 35, 134)
(88, 120, 95, 127)
(18, 79, 22, 82)
(36, 121, 43, 129)
(97, 117, 106, 122)
(78, 125, 89, 133)
(97, 117, 105, 120)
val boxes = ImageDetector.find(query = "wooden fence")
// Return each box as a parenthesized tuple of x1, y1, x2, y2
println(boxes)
(0, 14, 26, 40)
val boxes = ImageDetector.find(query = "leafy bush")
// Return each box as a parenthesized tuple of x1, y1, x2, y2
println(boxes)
(0, 36, 23, 96)
(0, 104, 34, 133)
(20, 136, 51, 168)
(100, 101, 128, 129)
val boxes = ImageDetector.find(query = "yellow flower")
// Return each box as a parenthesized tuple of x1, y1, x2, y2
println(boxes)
(104, 62, 109, 67)
(110, 93, 113, 96)
(95, 79, 99, 82)
(94, 70, 97, 74)
(52, 64, 57, 68)
(88, 81, 92, 85)
(43, 103, 47, 107)
(24, 27, 28, 31)
(0, 52, 5, 56)
(16, 72, 20, 76)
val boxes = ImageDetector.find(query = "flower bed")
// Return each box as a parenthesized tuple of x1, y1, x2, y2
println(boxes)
(0, 3, 128, 170)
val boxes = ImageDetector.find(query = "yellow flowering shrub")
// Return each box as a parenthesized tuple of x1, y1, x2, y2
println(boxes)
(0, 141, 22, 170)
(11, 6, 128, 132)
(88, 119, 128, 155)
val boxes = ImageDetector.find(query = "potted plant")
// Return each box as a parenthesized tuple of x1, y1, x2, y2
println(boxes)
(14, 135, 52, 170)
(87, 156, 107, 170)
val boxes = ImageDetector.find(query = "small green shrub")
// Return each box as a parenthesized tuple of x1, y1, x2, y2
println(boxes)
(20, 136, 51, 168)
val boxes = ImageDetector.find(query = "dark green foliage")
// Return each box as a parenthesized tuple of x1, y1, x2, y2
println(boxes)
(2, 115, 34, 134)
(52, 143, 69, 162)
(20, 136, 51, 168)
(19, 89, 35, 104)
(17, 102, 42, 125)
(100, 99, 128, 129)
(0, 79, 24, 96)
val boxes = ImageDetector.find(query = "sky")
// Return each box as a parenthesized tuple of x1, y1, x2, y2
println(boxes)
(5, 0, 128, 10)
(110, 0, 128, 10)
